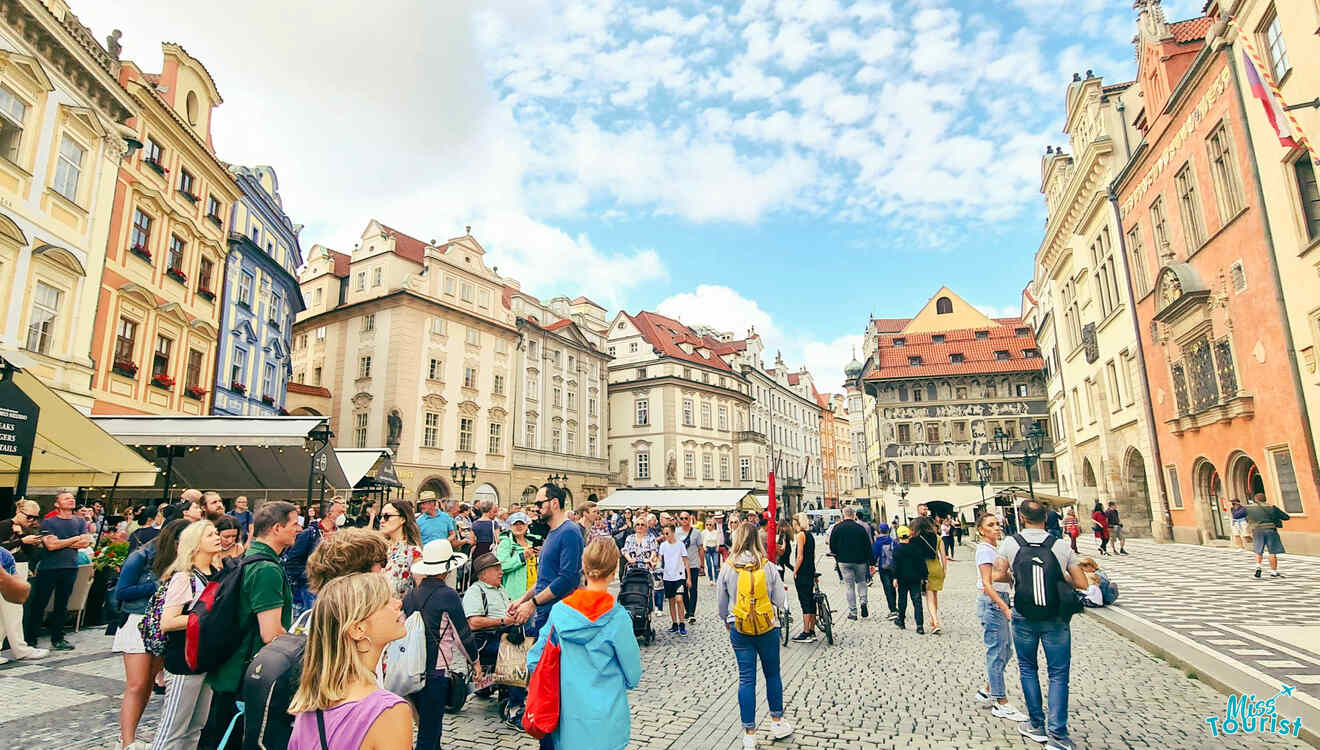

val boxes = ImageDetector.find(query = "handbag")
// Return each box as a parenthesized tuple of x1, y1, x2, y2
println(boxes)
(494, 632, 532, 687)
(439, 612, 474, 712)
(522, 626, 561, 739)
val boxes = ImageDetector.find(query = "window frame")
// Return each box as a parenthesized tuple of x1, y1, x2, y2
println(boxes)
(52, 134, 85, 202)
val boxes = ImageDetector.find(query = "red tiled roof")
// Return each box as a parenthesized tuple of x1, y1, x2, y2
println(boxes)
(871, 318, 910, 333)
(329, 250, 350, 278)
(545, 319, 573, 331)
(787, 372, 801, 386)
(627, 311, 737, 372)
(379, 224, 427, 265)
(570, 296, 603, 308)
(864, 318, 1044, 381)
(1170, 17, 1211, 43)
(1102, 80, 1135, 92)
(287, 382, 331, 397)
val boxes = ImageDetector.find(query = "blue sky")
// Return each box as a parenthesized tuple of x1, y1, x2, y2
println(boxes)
(81, 0, 1203, 391)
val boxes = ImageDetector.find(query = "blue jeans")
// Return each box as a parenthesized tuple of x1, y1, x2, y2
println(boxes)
(978, 594, 1013, 699)
(705, 547, 722, 579)
(290, 585, 315, 619)
(730, 628, 784, 729)
(1012, 614, 1071, 739)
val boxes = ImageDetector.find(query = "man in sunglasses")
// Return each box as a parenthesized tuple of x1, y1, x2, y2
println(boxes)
(0, 500, 47, 659)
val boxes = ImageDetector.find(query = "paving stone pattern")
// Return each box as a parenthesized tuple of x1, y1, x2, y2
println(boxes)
(0, 540, 1307, 749)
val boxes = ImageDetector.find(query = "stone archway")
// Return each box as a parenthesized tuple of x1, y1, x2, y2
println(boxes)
(288, 406, 321, 416)
(417, 475, 452, 502)
(1228, 452, 1264, 503)
(1193, 458, 1228, 540)
(1122, 448, 1153, 536)
(1080, 457, 1099, 509)
(474, 482, 499, 508)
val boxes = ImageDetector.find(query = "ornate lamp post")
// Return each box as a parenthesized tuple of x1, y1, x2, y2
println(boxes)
(546, 472, 567, 487)
(993, 424, 1047, 500)
(898, 484, 910, 524)
(306, 421, 334, 509)
(976, 458, 992, 510)
(451, 461, 478, 504)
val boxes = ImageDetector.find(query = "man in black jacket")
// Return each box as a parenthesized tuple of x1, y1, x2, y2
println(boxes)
(829, 507, 874, 620)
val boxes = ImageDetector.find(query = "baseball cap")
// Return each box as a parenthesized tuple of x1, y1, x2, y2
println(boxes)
(508, 512, 531, 525)
(897, 525, 911, 539)
(877, 522, 891, 533)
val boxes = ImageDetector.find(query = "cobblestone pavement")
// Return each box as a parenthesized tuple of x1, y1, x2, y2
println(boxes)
(1, 541, 1309, 749)
(1072, 535, 1320, 701)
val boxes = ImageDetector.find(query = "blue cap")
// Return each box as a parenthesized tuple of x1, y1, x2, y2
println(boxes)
(877, 523, 891, 533)
(508, 512, 531, 525)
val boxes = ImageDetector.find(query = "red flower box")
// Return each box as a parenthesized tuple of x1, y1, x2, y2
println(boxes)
(151, 373, 174, 389)
(231, 381, 247, 394)
(185, 385, 208, 400)
(197, 287, 215, 302)
(261, 394, 275, 405)
(112, 360, 138, 377)
(166, 266, 188, 284)
(129, 246, 152, 263)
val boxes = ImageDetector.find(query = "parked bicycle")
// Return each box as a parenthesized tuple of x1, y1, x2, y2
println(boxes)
(812, 571, 835, 645)
(775, 562, 791, 646)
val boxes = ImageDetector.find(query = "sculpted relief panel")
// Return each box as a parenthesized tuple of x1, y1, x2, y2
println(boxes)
(881, 401, 1042, 420)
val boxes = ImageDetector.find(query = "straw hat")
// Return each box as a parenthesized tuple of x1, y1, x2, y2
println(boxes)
(411, 539, 468, 577)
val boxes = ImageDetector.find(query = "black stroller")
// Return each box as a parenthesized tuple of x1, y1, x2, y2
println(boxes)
(618, 562, 656, 645)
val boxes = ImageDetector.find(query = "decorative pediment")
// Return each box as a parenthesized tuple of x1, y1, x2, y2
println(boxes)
(31, 244, 86, 276)
(630, 439, 651, 449)
(0, 213, 27, 246)
(188, 319, 218, 338)
(157, 301, 192, 327)
(1153, 263, 1210, 324)
(233, 319, 258, 344)
(267, 337, 288, 361)
(551, 415, 563, 424)
(525, 365, 539, 376)
(458, 400, 480, 416)
(487, 406, 507, 419)
(566, 419, 577, 430)
(352, 392, 373, 408)
(118, 282, 158, 309)
(525, 409, 539, 421)
(0, 50, 53, 93)
(422, 393, 447, 410)
(57, 104, 107, 140)
(551, 374, 563, 384)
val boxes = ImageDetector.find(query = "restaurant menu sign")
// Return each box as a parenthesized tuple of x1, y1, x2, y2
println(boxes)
(0, 377, 38, 461)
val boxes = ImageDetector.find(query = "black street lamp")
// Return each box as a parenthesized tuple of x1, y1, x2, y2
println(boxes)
(306, 421, 334, 509)
(993, 424, 1047, 500)
(546, 472, 567, 487)
(976, 458, 992, 509)
(898, 484, 910, 524)
(451, 462, 478, 504)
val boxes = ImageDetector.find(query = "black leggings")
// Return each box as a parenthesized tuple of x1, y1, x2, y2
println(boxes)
(412, 674, 448, 750)
(896, 579, 924, 626)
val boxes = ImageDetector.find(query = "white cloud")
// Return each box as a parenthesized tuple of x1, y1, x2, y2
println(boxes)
(975, 303, 1024, 319)
(802, 334, 865, 394)
(656, 285, 783, 342)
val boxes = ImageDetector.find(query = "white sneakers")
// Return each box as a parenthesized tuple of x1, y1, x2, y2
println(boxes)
(992, 703, 1030, 722)
(113, 741, 149, 750)
(741, 719, 795, 748)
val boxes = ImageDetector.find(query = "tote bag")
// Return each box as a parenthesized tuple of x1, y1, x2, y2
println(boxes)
(522, 627, 561, 739)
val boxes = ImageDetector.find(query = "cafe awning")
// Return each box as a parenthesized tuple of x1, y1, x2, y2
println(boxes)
(0, 360, 158, 489)
(335, 448, 403, 489)
(599, 488, 763, 512)
(90, 415, 349, 499)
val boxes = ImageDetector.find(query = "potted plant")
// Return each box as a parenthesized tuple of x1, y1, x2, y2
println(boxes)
(197, 285, 215, 302)
(151, 373, 174, 390)
(185, 385, 208, 400)
(143, 157, 168, 176)
(166, 266, 187, 284)
(91, 540, 129, 573)
(231, 381, 247, 395)
(129, 244, 152, 263)
(112, 360, 138, 378)
(261, 394, 275, 406)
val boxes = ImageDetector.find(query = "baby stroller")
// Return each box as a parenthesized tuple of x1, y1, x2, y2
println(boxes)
(619, 562, 656, 645)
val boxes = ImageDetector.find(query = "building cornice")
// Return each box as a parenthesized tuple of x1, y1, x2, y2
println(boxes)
(5, 0, 136, 121)
(292, 288, 519, 337)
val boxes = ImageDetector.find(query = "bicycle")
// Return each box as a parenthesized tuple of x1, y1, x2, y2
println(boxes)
(775, 563, 791, 646)
(812, 572, 835, 645)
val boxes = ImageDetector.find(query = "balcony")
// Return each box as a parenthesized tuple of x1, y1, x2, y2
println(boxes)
(735, 430, 767, 444)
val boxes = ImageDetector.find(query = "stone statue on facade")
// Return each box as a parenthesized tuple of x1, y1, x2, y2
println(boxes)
(666, 452, 677, 484)
(106, 30, 122, 60)
(387, 410, 403, 449)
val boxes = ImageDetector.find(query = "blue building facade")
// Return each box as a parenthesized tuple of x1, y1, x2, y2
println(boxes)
(211, 165, 305, 416)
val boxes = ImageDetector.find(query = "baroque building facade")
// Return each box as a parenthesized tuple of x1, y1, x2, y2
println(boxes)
(0, 1, 135, 411)
(854, 288, 1056, 520)
(89, 43, 239, 415)
(1030, 69, 1161, 538)
(1115, 1, 1320, 553)
(211, 165, 303, 415)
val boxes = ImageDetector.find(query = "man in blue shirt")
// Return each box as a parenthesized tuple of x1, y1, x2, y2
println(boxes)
(23, 492, 89, 650)
(415, 490, 455, 545)
(510, 483, 583, 631)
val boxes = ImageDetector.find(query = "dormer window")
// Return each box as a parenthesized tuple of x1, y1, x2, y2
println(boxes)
(975, 330, 989, 340)
(995, 350, 1012, 361)
(1016, 327, 1030, 337)
(949, 353, 964, 363)
(932, 334, 945, 344)
(908, 356, 922, 366)
(893, 338, 906, 347)
(1023, 348, 1040, 358)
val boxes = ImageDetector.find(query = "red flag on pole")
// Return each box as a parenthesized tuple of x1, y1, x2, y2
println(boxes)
(766, 469, 777, 562)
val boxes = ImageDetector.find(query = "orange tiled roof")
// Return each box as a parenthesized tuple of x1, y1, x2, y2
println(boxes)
(1170, 17, 1211, 43)
(870, 318, 910, 333)
(329, 250, 351, 278)
(864, 318, 1044, 380)
(626, 311, 742, 372)
(379, 224, 427, 265)
(287, 382, 331, 397)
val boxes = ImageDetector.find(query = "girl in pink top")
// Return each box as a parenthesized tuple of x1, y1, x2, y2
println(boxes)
(288, 574, 412, 750)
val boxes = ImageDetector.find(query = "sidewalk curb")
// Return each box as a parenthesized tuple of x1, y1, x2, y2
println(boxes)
(1085, 605, 1320, 748)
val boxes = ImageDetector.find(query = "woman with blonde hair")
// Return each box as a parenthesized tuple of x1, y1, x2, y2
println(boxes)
(288, 573, 412, 750)
(153, 520, 222, 750)
(790, 512, 817, 643)
(378, 500, 422, 597)
(717, 522, 793, 749)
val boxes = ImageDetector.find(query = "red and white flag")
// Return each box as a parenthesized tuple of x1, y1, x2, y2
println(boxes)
(1242, 49, 1299, 149)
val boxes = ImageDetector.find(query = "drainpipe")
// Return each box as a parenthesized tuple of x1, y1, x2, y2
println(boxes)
(1107, 186, 1174, 541)
(1225, 43, 1320, 493)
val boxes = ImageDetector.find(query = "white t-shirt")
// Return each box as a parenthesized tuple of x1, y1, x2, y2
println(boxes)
(975, 541, 1011, 594)
(658, 540, 688, 581)
(703, 526, 722, 547)
(997, 529, 1077, 584)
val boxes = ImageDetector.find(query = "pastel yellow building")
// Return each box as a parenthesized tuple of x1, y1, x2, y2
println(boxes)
(0, 1, 136, 410)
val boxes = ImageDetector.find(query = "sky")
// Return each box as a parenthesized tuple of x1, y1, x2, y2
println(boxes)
(77, 0, 1204, 392)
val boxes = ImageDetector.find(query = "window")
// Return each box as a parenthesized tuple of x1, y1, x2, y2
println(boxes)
(975, 330, 989, 340)
(636, 398, 650, 425)
(740, 457, 751, 481)
(589, 396, 598, 416)
(893, 337, 905, 347)
(488, 422, 502, 454)
(930, 463, 945, 483)
(994, 350, 1011, 361)
(263, 363, 276, 398)
(567, 390, 576, 410)
(958, 462, 972, 483)
(703, 454, 714, 480)
(952, 421, 968, 440)
(198, 256, 214, 293)
(1127, 225, 1149, 295)
(1206, 123, 1244, 220)
(932, 334, 945, 344)
(683, 398, 694, 426)
(421, 412, 439, 448)
(526, 375, 538, 398)
(1023, 348, 1040, 358)
(478, 288, 490, 307)
(1016, 383, 1029, 397)
(458, 417, 474, 452)
(428, 358, 443, 380)
(897, 424, 911, 443)
(357, 355, 372, 379)
(494, 339, 506, 354)
(628, 342, 638, 353)
(718, 405, 728, 430)
(1230, 262, 1247, 293)
(313, 366, 322, 385)
(720, 455, 731, 481)
(466, 328, 480, 346)
(1295, 155, 1320, 242)
(925, 424, 940, 443)
(1260, 9, 1291, 81)
(312, 287, 322, 306)
(143, 136, 163, 169)
(185, 349, 203, 389)
(1175, 163, 1206, 251)
(461, 282, 474, 302)
(152, 335, 172, 377)
(552, 386, 562, 406)
(588, 435, 597, 457)
(608, 346, 616, 357)
(526, 420, 537, 447)
(493, 374, 505, 395)
(357, 313, 374, 333)
(1091, 227, 1121, 318)
(316, 326, 326, 340)
(165, 235, 185, 273)
(355, 272, 365, 291)
(350, 413, 366, 448)
(1166, 466, 1183, 509)
(25, 281, 61, 354)
(935, 296, 953, 314)
(0, 85, 28, 161)
(443, 276, 455, 295)
(53, 135, 84, 201)
(908, 356, 922, 366)
(1150, 195, 1170, 257)
(178, 168, 195, 199)
(636, 367, 646, 379)
(207, 195, 221, 221)
(431, 318, 447, 335)
(684, 452, 695, 479)
(131, 209, 152, 251)
(901, 464, 916, 484)
(636, 451, 650, 479)
(114, 317, 137, 364)
(270, 289, 283, 327)
(528, 341, 538, 358)
(371, 266, 382, 287)
(463, 366, 477, 388)
(1061, 280, 1082, 351)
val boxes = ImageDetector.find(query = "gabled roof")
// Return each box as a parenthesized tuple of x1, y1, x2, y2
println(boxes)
(570, 296, 604, 309)
(870, 318, 910, 333)
(1170, 16, 1211, 43)
(329, 250, 350, 278)
(864, 318, 1044, 381)
(378, 223, 427, 265)
(625, 311, 741, 372)
(544, 319, 573, 332)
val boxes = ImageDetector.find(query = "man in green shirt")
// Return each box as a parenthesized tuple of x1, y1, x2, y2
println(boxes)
(1245, 492, 1290, 579)
(200, 500, 299, 750)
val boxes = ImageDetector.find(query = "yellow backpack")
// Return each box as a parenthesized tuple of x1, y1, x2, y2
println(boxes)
(731, 559, 776, 636)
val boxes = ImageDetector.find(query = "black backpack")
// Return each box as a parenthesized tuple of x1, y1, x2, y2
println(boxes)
(1010, 533, 1081, 621)
(242, 629, 307, 750)
(187, 550, 281, 674)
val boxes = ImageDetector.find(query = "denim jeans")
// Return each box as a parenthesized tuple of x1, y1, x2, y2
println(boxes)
(730, 628, 784, 729)
(705, 547, 722, 579)
(1012, 613, 1071, 739)
(290, 585, 315, 619)
(877, 570, 897, 612)
(978, 594, 1013, 699)
(896, 579, 923, 627)
(838, 562, 869, 614)
(684, 567, 699, 619)
(411, 674, 447, 750)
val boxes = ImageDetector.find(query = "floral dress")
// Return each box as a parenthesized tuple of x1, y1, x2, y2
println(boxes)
(384, 540, 421, 598)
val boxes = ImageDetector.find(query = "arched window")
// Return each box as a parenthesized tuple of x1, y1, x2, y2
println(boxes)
(936, 296, 953, 314)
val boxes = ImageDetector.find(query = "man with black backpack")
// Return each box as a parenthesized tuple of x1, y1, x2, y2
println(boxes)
(199, 501, 299, 750)
(994, 498, 1088, 750)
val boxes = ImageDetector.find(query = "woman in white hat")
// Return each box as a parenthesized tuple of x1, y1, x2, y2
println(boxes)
(402, 538, 480, 750)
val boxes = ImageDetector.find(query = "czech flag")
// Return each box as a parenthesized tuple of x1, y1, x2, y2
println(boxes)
(1243, 49, 1299, 149)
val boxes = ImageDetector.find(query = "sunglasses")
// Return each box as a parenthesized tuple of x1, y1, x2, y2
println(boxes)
(378, 513, 400, 521)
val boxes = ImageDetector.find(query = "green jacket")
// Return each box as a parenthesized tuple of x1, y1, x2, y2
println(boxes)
(1245, 503, 1289, 530)
(496, 533, 534, 599)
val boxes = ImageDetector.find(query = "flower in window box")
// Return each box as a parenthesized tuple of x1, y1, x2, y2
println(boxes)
(166, 266, 188, 283)
(197, 287, 215, 302)
(231, 381, 247, 394)
(130, 245, 152, 261)
(150, 373, 174, 389)
(185, 385, 208, 400)
(112, 360, 139, 377)
(278, 407, 290, 416)
(261, 394, 275, 405)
